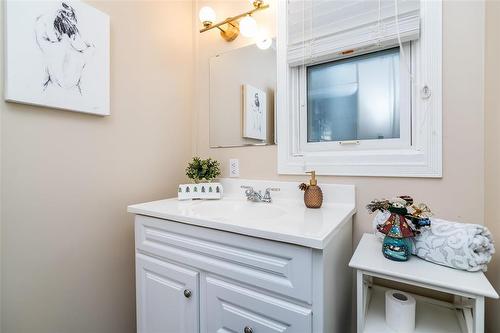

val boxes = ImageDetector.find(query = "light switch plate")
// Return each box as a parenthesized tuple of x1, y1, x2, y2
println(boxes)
(229, 159, 240, 177)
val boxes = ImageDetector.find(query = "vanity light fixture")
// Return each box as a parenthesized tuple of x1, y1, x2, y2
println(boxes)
(198, 1, 269, 42)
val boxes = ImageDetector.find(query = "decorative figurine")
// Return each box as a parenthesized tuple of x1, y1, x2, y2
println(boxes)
(367, 196, 432, 261)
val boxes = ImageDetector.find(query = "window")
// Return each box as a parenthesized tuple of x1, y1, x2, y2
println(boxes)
(308, 48, 401, 143)
(276, 0, 442, 177)
(301, 46, 411, 152)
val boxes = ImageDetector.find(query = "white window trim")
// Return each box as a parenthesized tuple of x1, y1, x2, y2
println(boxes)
(276, 0, 442, 178)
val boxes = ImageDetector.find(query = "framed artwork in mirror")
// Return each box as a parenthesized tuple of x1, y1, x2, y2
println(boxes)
(242, 84, 267, 140)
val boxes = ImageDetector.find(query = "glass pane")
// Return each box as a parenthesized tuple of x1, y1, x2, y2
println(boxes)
(307, 48, 400, 143)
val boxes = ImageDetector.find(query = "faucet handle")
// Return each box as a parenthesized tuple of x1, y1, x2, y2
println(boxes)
(262, 187, 280, 203)
(241, 185, 254, 195)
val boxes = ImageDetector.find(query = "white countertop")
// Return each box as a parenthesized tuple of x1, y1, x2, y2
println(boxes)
(349, 233, 499, 299)
(128, 179, 356, 249)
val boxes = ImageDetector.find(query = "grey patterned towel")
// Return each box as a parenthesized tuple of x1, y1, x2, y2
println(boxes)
(372, 213, 495, 272)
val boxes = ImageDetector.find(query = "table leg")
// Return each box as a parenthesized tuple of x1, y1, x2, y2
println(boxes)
(473, 296, 484, 333)
(357, 270, 364, 333)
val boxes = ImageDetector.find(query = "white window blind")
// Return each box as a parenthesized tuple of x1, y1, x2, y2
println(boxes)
(287, 0, 420, 66)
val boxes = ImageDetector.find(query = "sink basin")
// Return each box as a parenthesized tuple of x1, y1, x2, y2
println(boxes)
(188, 199, 287, 220)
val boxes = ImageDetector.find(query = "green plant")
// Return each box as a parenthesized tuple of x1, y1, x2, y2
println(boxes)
(185, 157, 221, 183)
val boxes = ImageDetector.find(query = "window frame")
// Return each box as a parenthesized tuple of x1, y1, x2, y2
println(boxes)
(276, 0, 442, 177)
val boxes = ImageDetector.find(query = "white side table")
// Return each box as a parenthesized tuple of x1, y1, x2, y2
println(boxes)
(349, 233, 499, 333)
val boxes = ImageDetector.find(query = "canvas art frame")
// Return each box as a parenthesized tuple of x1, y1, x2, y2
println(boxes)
(242, 84, 267, 140)
(4, 0, 110, 116)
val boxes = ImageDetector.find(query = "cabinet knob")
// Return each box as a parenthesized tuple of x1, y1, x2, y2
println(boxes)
(183, 289, 192, 298)
(243, 326, 253, 333)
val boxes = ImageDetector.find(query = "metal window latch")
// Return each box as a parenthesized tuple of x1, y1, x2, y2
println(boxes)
(421, 85, 432, 99)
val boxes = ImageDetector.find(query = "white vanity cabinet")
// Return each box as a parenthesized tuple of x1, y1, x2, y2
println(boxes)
(129, 179, 356, 333)
(133, 213, 353, 333)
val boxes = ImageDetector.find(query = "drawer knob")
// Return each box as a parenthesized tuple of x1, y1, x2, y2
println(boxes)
(244, 326, 253, 333)
(183, 289, 192, 298)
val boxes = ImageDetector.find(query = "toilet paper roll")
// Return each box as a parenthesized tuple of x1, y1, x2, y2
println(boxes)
(385, 290, 416, 333)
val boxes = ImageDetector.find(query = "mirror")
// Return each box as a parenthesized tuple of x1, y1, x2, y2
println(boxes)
(209, 42, 276, 148)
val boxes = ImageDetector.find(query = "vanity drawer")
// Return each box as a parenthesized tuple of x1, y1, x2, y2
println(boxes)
(135, 215, 313, 303)
(204, 276, 312, 333)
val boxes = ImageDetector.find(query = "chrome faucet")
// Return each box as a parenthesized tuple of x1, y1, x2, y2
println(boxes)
(241, 186, 280, 203)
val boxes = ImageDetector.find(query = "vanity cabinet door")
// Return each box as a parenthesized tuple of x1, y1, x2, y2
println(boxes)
(136, 254, 199, 333)
(204, 276, 312, 333)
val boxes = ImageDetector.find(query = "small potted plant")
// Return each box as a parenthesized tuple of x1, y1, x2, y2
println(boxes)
(179, 157, 222, 200)
(185, 156, 221, 183)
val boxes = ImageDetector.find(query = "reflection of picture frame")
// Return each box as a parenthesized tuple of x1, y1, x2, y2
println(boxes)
(4, 0, 110, 116)
(242, 84, 267, 140)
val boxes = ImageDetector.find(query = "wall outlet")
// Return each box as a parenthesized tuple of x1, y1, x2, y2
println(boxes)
(229, 159, 240, 177)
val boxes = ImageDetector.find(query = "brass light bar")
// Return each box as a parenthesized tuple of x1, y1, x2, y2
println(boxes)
(199, 4, 269, 34)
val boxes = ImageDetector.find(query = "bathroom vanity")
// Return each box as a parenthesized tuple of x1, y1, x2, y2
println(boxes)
(128, 179, 356, 333)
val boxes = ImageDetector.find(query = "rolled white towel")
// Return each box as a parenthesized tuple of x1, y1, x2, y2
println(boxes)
(372, 212, 495, 272)
(413, 218, 495, 272)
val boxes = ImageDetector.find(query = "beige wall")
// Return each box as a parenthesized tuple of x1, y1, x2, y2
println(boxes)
(0, 1, 193, 332)
(485, 1, 500, 332)
(195, 1, 485, 243)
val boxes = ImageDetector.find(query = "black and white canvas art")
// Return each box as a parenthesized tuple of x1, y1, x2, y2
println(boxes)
(242, 84, 267, 140)
(5, 0, 110, 115)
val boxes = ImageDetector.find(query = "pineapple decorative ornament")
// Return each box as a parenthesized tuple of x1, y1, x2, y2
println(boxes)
(299, 171, 323, 208)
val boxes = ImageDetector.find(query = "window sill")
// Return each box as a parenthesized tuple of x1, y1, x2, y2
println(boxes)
(278, 145, 442, 177)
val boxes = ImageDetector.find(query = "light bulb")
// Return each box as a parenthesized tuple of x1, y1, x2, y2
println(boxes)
(256, 28, 272, 50)
(199, 6, 216, 26)
(240, 16, 258, 37)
